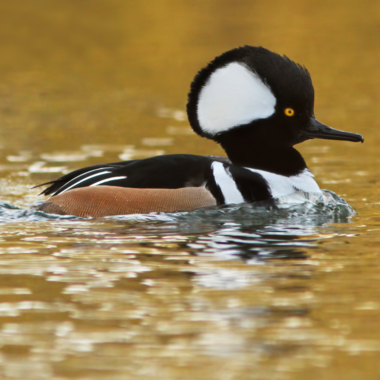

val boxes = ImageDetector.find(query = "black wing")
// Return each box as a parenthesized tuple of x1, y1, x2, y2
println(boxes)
(34, 160, 137, 196)
(35, 154, 230, 197)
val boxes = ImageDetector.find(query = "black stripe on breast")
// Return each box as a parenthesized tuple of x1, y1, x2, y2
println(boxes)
(228, 166, 271, 202)
(204, 163, 225, 205)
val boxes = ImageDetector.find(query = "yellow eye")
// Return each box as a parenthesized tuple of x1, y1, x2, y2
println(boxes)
(284, 108, 295, 117)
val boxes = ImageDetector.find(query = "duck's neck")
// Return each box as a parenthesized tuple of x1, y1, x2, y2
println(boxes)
(218, 134, 307, 177)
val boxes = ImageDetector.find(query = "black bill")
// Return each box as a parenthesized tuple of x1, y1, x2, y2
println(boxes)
(300, 118, 364, 143)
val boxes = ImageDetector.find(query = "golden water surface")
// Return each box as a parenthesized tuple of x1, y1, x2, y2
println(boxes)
(0, 1, 380, 379)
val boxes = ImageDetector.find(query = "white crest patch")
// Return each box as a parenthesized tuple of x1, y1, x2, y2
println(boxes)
(197, 62, 276, 135)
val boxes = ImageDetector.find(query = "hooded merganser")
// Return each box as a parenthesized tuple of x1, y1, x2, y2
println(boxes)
(34, 46, 364, 217)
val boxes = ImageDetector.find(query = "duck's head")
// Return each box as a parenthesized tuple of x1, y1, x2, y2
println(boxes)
(187, 46, 363, 170)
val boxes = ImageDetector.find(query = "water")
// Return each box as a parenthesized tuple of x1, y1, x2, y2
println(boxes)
(1, 0, 380, 379)
(0, 193, 364, 379)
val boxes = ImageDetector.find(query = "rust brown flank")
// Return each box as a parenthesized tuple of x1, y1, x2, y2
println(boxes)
(34, 186, 217, 218)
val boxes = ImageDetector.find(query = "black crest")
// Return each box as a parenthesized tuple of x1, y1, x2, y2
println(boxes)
(187, 45, 315, 139)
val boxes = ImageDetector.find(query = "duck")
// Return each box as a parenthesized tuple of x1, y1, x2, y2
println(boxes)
(33, 46, 364, 218)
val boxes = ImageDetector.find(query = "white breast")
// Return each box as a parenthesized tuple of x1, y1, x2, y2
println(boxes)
(211, 162, 321, 205)
(247, 168, 321, 198)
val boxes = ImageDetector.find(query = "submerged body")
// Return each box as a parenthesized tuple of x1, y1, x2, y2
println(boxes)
(34, 46, 363, 217)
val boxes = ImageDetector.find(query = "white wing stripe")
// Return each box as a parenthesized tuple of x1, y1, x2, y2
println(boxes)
(58, 171, 111, 195)
(90, 176, 127, 187)
(52, 167, 111, 196)
(61, 167, 110, 187)
(212, 162, 244, 204)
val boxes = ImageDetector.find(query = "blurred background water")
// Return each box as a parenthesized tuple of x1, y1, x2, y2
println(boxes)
(0, 0, 380, 379)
